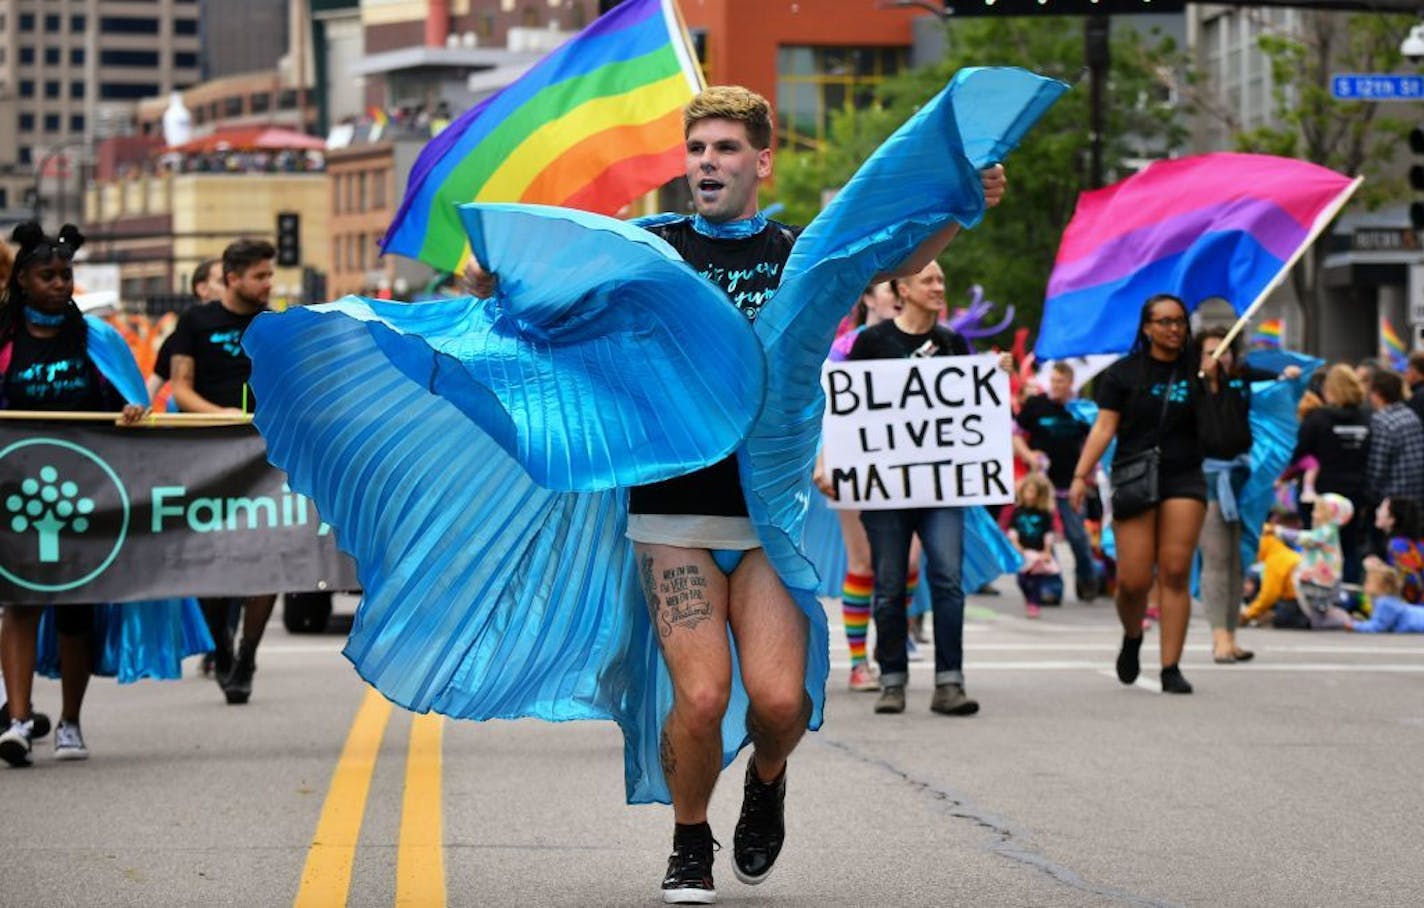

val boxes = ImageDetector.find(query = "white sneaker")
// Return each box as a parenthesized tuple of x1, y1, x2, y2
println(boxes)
(54, 721, 89, 761)
(0, 719, 34, 767)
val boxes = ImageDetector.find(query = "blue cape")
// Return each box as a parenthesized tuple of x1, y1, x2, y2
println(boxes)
(244, 67, 1067, 803)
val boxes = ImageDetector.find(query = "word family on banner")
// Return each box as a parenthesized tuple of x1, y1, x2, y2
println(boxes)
(820, 354, 1014, 510)
(0, 422, 357, 605)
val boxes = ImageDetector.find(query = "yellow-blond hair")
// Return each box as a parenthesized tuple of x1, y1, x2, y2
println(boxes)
(684, 86, 773, 150)
(1365, 559, 1402, 596)
(0, 238, 12, 290)
(1016, 471, 1053, 509)
(1323, 363, 1365, 408)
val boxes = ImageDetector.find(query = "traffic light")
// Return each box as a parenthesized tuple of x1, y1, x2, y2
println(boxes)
(276, 211, 301, 267)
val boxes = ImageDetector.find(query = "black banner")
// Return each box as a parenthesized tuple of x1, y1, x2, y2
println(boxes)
(0, 422, 358, 604)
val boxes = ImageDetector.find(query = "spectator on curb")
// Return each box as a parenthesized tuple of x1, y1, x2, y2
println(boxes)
(1404, 352, 1424, 425)
(1365, 370, 1424, 557)
(1284, 365, 1371, 583)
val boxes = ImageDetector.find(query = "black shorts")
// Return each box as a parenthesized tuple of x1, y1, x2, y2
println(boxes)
(1159, 466, 1207, 503)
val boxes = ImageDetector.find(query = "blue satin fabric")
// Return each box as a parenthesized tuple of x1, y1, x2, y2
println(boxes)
(243, 66, 1066, 804)
(37, 599, 213, 683)
(83, 315, 148, 407)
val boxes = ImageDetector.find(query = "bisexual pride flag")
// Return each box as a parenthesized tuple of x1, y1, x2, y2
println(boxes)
(1036, 153, 1360, 359)
(383, 0, 703, 272)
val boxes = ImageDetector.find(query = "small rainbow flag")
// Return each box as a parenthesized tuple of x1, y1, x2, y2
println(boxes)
(1250, 318, 1284, 349)
(382, 0, 703, 272)
(1381, 316, 1409, 371)
(368, 107, 390, 127)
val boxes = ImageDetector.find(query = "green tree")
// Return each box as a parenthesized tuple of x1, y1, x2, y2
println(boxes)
(770, 16, 1186, 347)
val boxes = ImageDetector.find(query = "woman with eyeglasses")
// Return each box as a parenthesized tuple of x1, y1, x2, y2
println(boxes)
(1069, 294, 1205, 694)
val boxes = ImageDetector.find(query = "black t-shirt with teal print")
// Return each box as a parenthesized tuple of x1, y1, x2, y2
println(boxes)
(166, 301, 259, 410)
(628, 219, 801, 517)
(2, 327, 122, 412)
(644, 218, 800, 321)
(1010, 506, 1053, 552)
(1094, 352, 1200, 472)
(1015, 394, 1090, 489)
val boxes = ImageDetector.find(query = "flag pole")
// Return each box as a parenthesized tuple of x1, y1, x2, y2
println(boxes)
(1208, 175, 1364, 368)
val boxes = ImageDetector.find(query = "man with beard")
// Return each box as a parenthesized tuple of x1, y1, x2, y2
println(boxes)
(168, 238, 277, 705)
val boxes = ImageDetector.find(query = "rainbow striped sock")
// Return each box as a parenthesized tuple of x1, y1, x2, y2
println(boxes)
(842, 571, 873, 666)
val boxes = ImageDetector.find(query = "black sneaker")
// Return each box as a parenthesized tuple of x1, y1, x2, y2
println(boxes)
(0, 703, 50, 740)
(0, 719, 35, 768)
(661, 829, 717, 904)
(1160, 664, 1194, 695)
(733, 759, 786, 886)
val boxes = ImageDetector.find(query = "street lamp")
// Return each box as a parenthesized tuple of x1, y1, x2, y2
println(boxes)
(30, 139, 88, 226)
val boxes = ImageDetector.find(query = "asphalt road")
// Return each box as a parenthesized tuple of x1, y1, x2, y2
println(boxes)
(4, 584, 1422, 907)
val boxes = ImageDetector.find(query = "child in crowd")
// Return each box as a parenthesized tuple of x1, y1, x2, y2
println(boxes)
(1345, 561, 1424, 633)
(1277, 454, 1320, 505)
(1241, 511, 1303, 626)
(1009, 472, 1061, 619)
(1373, 497, 1424, 604)
(1266, 493, 1354, 629)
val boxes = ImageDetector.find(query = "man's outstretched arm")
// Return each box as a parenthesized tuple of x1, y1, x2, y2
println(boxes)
(877, 164, 1006, 281)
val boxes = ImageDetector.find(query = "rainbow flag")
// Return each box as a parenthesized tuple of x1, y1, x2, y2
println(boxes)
(1036, 153, 1360, 358)
(382, 0, 703, 272)
(1381, 316, 1409, 371)
(1250, 318, 1284, 349)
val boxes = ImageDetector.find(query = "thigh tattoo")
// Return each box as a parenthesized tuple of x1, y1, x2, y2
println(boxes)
(639, 555, 713, 638)
(660, 727, 677, 777)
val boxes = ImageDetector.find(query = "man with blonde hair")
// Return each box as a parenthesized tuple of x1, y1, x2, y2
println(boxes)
(467, 85, 1006, 904)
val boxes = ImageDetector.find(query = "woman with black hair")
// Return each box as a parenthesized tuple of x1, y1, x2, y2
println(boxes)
(0, 222, 146, 767)
(1195, 325, 1300, 664)
(1370, 496, 1424, 604)
(1069, 294, 1205, 694)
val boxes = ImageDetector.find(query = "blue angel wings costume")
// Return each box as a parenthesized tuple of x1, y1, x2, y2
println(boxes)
(244, 68, 1065, 803)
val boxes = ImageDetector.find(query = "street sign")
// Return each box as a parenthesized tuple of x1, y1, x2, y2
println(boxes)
(1331, 74, 1424, 101)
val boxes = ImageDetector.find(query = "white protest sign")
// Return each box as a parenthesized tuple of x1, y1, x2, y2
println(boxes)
(820, 354, 1014, 510)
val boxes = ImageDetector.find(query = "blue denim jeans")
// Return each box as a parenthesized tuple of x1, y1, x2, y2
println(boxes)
(1054, 493, 1097, 586)
(860, 507, 965, 687)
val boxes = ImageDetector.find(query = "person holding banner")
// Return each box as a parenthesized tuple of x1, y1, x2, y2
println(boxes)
(846, 260, 1011, 717)
(0, 222, 147, 767)
(1069, 294, 1204, 695)
(820, 281, 927, 691)
(168, 239, 277, 705)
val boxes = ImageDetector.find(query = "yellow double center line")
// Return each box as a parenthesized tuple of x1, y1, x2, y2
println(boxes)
(294, 688, 447, 907)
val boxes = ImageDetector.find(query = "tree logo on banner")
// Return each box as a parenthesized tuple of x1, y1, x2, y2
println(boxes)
(0, 438, 129, 593)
